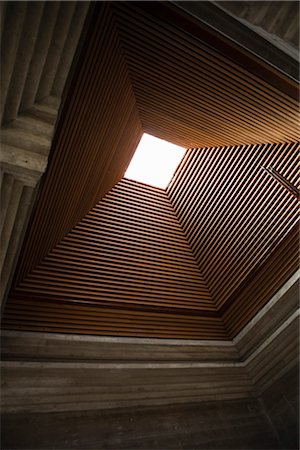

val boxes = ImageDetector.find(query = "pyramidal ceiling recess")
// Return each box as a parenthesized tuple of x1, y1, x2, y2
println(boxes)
(125, 134, 185, 189)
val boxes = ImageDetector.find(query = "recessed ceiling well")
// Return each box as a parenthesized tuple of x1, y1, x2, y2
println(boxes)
(3, 2, 299, 340)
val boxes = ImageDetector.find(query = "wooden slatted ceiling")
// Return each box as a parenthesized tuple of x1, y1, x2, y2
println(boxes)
(1, 300, 226, 339)
(13, 179, 214, 311)
(4, 3, 299, 340)
(113, 2, 299, 149)
(223, 222, 299, 338)
(3, 181, 229, 339)
(15, 2, 298, 282)
(167, 140, 299, 309)
(3, 152, 298, 339)
(16, 2, 143, 281)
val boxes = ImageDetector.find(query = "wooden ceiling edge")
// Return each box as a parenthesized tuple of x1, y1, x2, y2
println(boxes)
(11, 175, 129, 289)
(11, 180, 218, 311)
(164, 189, 218, 308)
(139, 1, 299, 101)
(11, 183, 298, 323)
(6, 291, 222, 319)
(219, 220, 300, 318)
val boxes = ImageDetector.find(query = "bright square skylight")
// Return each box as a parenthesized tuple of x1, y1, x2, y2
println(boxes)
(125, 134, 185, 189)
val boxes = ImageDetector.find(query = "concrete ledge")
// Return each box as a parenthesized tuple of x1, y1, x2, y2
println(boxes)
(0, 143, 48, 173)
(1, 272, 298, 413)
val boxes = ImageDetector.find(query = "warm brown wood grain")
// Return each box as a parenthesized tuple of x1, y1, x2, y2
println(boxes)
(4, 3, 299, 340)
(15, 2, 298, 281)
(167, 141, 299, 310)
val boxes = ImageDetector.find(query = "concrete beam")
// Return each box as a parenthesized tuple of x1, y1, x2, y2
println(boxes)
(173, 1, 299, 80)
(1, 272, 298, 413)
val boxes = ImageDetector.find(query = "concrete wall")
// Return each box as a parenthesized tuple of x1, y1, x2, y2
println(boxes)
(0, 2, 90, 308)
(261, 365, 299, 450)
(1, 398, 280, 450)
(1, 274, 298, 449)
(2, 367, 298, 449)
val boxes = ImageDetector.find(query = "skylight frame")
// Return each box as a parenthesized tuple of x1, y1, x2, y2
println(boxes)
(124, 133, 186, 189)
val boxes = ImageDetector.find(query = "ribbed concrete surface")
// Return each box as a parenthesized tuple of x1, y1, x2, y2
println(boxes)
(1, 2, 90, 125)
(0, 2, 90, 307)
(1, 273, 298, 414)
(216, 1, 299, 50)
(1, 398, 281, 449)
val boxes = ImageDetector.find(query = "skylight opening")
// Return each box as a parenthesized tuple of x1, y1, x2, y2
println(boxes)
(125, 134, 185, 189)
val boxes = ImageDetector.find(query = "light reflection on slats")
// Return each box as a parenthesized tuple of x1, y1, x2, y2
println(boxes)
(16, 2, 298, 281)
(167, 141, 299, 313)
(2, 179, 226, 339)
(4, 3, 299, 339)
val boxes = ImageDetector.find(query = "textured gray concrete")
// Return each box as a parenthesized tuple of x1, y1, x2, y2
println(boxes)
(1, 270, 298, 449)
(216, 1, 299, 50)
(0, 2, 90, 309)
(261, 366, 299, 450)
(2, 369, 298, 449)
(1, 274, 298, 415)
(175, 1, 299, 80)
(1, 398, 280, 449)
(2, 368, 298, 449)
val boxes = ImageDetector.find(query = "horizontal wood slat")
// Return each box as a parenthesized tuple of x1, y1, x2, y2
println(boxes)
(15, 179, 213, 310)
(15, 2, 298, 281)
(3, 3, 299, 340)
(167, 141, 299, 311)
(113, 2, 298, 148)
(16, 3, 143, 280)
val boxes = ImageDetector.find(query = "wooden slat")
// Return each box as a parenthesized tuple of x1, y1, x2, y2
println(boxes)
(15, 2, 298, 281)
(222, 223, 299, 337)
(13, 179, 213, 311)
(167, 141, 299, 312)
(16, 3, 143, 280)
(4, 3, 299, 340)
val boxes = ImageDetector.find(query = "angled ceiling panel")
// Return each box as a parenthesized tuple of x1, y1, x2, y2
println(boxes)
(15, 2, 299, 281)
(222, 221, 299, 337)
(167, 140, 299, 308)
(17, 3, 143, 280)
(3, 2, 299, 340)
(113, 2, 299, 148)
(3, 179, 227, 339)
(16, 179, 214, 311)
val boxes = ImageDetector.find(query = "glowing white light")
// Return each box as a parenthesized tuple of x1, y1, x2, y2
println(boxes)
(125, 134, 185, 189)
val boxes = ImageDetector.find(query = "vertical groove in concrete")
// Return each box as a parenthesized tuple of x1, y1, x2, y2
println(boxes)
(51, 2, 90, 97)
(0, 2, 7, 37)
(19, 2, 60, 112)
(215, 1, 299, 51)
(0, 180, 23, 272)
(0, 2, 27, 124)
(2, 3, 44, 124)
(36, 2, 76, 101)
(267, 3, 287, 36)
(0, 173, 14, 235)
(283, 12, 299, 45)
(1, 186, 35, 304)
